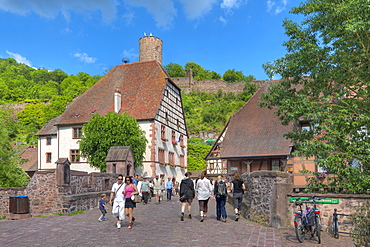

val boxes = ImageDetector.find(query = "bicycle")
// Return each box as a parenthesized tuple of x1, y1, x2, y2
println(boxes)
(293, 195, 322, 244)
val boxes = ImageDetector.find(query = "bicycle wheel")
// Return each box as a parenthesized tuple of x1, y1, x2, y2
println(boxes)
(294, 216, 305, 243)
(314, 216, 321, 244)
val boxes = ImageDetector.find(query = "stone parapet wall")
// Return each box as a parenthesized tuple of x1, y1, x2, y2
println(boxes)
(238, 171, 293, 228)
(288, 193, 370, 233)
(173, 77, 265, 94)
(0, 187, 26, 216)
(0, 170, 117, 218)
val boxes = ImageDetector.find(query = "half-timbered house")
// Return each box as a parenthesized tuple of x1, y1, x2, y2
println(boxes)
(36, 36, 188, 181)
(205, 80, 319, 190)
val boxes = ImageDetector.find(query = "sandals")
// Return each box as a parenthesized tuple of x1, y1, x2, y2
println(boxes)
(127, 223, 132, 229)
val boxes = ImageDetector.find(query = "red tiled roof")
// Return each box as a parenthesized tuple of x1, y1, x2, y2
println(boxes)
(56, 60, 173, 126)
(36, 115, 60, 136)
(20, 147, 38, 171)
(220, 80, 293, 158)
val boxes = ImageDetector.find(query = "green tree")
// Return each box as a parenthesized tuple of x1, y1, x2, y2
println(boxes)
(78, 112, 148, 172)
(0, 111, 29, 187)
(164, 63, 185, 77)
(223, 69, 256, 83)
(17, 103, 46, 144)
(261, 0, 370, 193)
(187, 143, 210, 171)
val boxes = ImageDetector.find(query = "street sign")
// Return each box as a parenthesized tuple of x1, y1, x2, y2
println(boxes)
(290, 197, 339, 204)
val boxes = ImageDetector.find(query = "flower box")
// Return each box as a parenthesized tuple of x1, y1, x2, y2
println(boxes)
(161, 138, 168, 142)
(172, 142, 178, 145)
(180, 145, 186, 148)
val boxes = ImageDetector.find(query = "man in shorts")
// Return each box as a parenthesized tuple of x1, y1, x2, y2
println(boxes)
(109, 174, 126, 229)
(153, 174, 162, 204)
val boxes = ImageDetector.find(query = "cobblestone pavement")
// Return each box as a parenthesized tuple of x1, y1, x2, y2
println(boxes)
(0, 197, 354, 247)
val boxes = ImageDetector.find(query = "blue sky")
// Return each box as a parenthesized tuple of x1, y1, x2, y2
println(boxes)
(0, 0, 300, 80)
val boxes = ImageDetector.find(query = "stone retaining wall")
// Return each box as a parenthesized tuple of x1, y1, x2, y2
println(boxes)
(287, 193, 370, 233)
(239, 171, 293, 228)
(232, 171, 369, 232)
(0, 170, 117, 218)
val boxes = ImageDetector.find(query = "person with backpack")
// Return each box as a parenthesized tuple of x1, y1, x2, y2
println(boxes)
(179, 172, 195, 221)
(214, 175, 228, 222)
(195, 171, 212, 222)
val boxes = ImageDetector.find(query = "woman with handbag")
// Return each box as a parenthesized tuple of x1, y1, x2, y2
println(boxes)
(124, 176, 139, 229)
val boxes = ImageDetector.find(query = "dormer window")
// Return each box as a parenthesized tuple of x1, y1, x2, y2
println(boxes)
(300, 122, 311, 131)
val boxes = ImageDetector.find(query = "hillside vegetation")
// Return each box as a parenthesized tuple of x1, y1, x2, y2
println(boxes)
(0, 58, 258, 144)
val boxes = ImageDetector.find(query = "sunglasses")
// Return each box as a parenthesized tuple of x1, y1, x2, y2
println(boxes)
(118, 178, 123, 180)
(125, 179, 130, 181)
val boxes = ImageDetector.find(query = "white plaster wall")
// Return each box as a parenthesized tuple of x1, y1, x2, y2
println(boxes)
(58, 126, 99, 173)
(38, 135, 58, 170)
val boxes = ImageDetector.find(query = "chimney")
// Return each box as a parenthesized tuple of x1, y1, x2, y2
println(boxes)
(114, 88, 121, 113)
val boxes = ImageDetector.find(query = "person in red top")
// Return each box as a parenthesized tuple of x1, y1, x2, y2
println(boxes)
(124, 176, 139, 229)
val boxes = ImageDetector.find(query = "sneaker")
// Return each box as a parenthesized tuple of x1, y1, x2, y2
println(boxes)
(235, 214, 239, 221)
(180, 212, 184, 221)
(188, 214, 192, 219)
(200, 216, 204, 222)
(222, 217, 227, 222)
(98, 218, 103, 222)
(117, 222, 121, 229)
(102, 218, 107, 221)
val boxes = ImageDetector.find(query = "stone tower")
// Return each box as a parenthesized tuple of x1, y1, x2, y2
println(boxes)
(139, 35, 163, 65)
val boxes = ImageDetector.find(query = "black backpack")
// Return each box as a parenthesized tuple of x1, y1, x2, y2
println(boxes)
(217, 181, 227, 196)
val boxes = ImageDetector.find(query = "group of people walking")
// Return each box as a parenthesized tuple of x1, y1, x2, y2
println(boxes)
(100, 172, 245, 229)
(179, 171, 245, 222)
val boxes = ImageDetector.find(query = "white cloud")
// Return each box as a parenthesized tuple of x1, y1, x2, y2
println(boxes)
(6, 51, 32, 67)
(221, 0, 244, 9)
(0, 0, 119, 23)
(74, 52, 97, 64)
(267, 0, 275, 13)
(178, 0, 217, 20)
(266, 0, 287, 15)
(124, 0, 177, 28)
(0, 0, 252, 29)
(219, 16, 227, 25)
(122, 49, 138, 62)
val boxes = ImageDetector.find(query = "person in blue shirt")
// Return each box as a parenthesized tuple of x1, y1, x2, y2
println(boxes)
(132, 175, 139, 186)
(98, 193, 109, 221)
(166, 177, 173, 201)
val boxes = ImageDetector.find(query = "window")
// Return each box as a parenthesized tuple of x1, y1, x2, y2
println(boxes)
(70, 149, 80, 162)
(73, 127, 83, 139)
(161, 125, 166, 139)
(271, 159, 280, 171)
(46, 152, 52, 163)
(158, 148, 165, 163)
(180, 155, 184, 167)
(300, 123, 311, 131)
(172, 130, 176, 143)
(46, 137, 52, 145)
(180, 135, 184, 146)
(169, 151, 174, 165)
